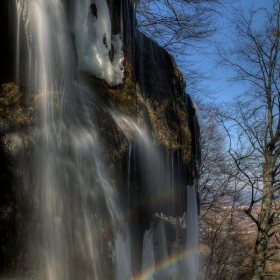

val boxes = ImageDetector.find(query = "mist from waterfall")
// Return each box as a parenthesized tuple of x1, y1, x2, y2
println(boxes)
(10, 0, 200, 279)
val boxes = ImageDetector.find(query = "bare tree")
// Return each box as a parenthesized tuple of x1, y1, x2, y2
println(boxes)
(198, 102, 232, 209)
(197, 100, 252, 280)
(216, 1, 280, 279)
(136, 0, 224, 56)
(136, 0, 230, 96)
(199, 201, 253, 280)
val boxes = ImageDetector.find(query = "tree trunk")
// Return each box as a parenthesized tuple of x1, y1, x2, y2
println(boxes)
(251, 162, 273, 280)
(251, 229, 268, 280)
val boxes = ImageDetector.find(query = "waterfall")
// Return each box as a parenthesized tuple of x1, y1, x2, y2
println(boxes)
(15, 0, 22, 85)
(186, 184, 199, 280)
(3, 0, 200, 279)
(13, 0, 122, 279)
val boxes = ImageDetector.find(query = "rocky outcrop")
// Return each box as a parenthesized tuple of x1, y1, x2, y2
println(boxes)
(0, 0, 200, 279)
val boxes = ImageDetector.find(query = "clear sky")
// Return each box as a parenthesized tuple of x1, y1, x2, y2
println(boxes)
(187, 0, 274, 103)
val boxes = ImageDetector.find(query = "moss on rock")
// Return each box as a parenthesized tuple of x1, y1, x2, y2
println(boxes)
(0, 83, 31, 129)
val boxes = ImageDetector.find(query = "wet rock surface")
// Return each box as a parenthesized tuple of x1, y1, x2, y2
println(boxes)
(0, 0, 199, 278)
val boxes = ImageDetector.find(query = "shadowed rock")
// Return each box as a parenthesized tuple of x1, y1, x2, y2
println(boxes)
(90, 3, 97, 18)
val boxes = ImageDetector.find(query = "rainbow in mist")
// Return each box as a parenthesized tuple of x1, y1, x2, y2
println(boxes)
(132, 246, 198, 280)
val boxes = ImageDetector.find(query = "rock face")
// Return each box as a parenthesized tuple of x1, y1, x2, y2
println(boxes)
(0, 0, 200, 279)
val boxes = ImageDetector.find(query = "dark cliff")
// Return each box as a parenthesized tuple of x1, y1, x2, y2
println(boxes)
(0, 0, 200, 279)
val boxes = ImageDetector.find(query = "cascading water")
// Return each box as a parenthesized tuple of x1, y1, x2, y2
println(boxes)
(15, 1, 22, 86)
(113, 114, 200, 279)
(13, 0, 124, 279)
(3, 0, 200, 279)
(186, 183, 199, 280)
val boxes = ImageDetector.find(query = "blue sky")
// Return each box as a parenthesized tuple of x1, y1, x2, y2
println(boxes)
(187, 0, 274, 103)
